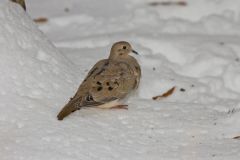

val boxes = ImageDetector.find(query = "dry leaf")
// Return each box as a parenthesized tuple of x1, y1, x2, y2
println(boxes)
(152, 86, 176, 100)
(34, 17, 48, 24)
(233, 136, 240, 139)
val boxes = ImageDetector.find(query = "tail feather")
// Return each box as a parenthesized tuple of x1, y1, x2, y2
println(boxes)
(57, 98, 82, 120)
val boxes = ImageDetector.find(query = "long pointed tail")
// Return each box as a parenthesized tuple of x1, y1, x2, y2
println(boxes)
(57, 98, 81, 120)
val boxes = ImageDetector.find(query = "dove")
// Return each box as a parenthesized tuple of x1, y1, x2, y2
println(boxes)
(57, 41, 141, 120)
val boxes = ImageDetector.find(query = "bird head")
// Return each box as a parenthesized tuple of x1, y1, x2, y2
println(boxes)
(109, 41, 138, 60)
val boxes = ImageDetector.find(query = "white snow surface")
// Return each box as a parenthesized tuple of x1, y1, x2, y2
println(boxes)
(1, 0, 240, 159)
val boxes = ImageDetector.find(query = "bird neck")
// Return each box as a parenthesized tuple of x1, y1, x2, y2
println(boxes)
(109, 53, 129, 61)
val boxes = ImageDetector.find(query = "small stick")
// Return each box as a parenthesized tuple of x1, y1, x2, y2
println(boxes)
(152, 86, 176, 100)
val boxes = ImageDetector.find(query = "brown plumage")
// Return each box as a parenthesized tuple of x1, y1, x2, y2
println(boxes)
(57, 41, 141, 120)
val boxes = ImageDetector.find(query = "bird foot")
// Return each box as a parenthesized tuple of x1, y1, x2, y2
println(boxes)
(110, 105, 128, 110)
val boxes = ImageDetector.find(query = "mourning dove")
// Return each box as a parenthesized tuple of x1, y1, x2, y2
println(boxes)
(57, 41, 141, 120)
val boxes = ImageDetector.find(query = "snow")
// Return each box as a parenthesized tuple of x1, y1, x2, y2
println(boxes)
(1, 0, 240, 159)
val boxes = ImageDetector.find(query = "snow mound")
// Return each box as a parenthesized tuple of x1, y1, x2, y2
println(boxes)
(0, 3, 76, 126)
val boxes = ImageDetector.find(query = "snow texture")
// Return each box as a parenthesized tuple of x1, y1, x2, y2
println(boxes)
(1, 0, 240, 160)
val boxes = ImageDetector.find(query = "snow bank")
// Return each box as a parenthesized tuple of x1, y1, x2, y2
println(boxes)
(0, 2, 77, 103)
(0, 3, 78, 159)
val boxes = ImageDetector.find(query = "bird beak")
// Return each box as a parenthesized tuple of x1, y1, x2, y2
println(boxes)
(132, 50, 139, 55)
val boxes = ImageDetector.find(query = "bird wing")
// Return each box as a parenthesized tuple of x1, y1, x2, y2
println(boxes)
(76, 58, 139, 106)
(57, 59, 108, 120)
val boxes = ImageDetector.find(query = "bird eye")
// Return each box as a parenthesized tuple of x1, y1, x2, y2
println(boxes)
(123, 46, 126, 49)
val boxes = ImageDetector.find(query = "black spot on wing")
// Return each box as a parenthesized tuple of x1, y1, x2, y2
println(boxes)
(114, 81, 119, 86)
(97, 86, 103, 91)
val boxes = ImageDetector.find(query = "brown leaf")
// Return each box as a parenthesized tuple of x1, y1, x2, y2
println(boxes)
(233, 136, 240, 139)
(152, 86, 176, 100)
(33, 17, 48, 24)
